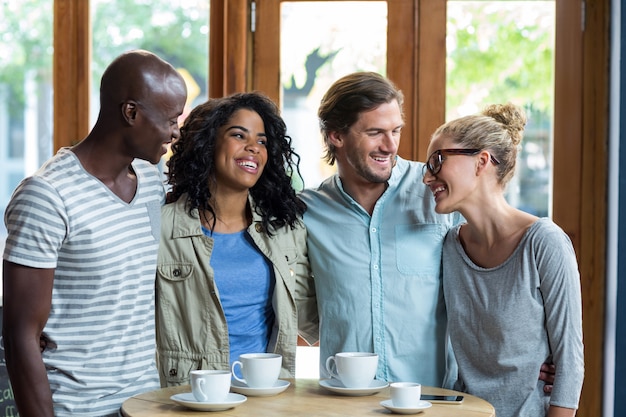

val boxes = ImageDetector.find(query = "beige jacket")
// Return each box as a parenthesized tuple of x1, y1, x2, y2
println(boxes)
(156, 194, 318, 387)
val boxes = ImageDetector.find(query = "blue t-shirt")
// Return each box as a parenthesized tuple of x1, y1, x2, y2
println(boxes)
(203, 227, 275, 366)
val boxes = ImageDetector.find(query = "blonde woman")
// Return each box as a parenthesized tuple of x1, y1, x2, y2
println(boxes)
(423, 103, 584, 417)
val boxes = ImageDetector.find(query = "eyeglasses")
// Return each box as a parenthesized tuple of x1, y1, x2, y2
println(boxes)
(423, 148, 501, 177)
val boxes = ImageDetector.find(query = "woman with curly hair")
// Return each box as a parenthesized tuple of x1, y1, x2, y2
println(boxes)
(155, 92, 318, 387)
(423, 103, 584, 417)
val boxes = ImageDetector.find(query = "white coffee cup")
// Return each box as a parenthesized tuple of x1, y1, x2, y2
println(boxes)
(390, 382, 422, 408)
(231, 353, 282, 388)
(190, 369, 231, 403)
(325, 352, 378, 388)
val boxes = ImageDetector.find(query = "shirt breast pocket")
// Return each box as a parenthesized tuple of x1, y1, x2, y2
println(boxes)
(395, 223, 446, 278)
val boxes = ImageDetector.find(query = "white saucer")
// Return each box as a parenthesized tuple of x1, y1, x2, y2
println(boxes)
(230, 379, 290, 396)
(380, 399, 432, 414)
(170, 392, 247, 411)
(318, 379, 389, 396)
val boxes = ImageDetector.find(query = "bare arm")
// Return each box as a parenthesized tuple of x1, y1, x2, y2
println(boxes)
(547, 405, 577, 417)
(3, 261, 55, 417)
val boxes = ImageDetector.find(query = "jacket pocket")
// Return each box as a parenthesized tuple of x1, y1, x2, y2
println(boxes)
(159, 354, 197, 387)
(157, 263, 194, 282)
(283, 247, 299, 270)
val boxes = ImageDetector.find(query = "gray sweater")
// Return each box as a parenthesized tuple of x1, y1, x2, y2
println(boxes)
(442, 218, 584, 417)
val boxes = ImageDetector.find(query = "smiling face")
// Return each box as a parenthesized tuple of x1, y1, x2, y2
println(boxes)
(125, 75, 187, 165)
(213, 108, 268, 194)
(332, 100, 403, 186)
(423, 134, 481, 214)
(139, 105, 186, 164)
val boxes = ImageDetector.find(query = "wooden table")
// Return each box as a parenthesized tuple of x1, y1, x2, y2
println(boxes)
(121, 379, 495, 416)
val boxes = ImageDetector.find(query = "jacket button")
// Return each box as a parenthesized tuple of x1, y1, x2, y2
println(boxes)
(169, 368, 177, 376)
(255, 223, 263, 233)
(173, 268, 181, 277)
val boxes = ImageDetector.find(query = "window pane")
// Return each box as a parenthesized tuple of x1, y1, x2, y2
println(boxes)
(280, 1, 387, 190)
(280, 1, 388, 378)
(0, 0, 54, 256)
(90, 0, 210, 129)
(446, 1, 555, 217)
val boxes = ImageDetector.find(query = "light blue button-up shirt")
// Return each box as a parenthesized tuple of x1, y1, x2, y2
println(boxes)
(301, 157, 461, 386)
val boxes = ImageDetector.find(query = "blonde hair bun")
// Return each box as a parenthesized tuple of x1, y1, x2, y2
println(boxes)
(482, 103, 527, 147)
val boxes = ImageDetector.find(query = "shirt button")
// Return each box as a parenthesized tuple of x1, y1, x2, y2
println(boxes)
(169, 368, 177, 376)
(173, 268, 181, 277)
(373, 265, 379, 270)
(255, 223, 263, 233)
(371, 227, 377, 233)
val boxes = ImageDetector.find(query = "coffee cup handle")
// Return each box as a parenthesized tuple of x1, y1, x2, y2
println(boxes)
(325, 355, 340, 380)
(193, 378, 209, 402)
(231, 360, 246, 384)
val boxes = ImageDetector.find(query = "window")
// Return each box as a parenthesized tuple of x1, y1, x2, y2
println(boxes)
(446, 1, 555, 217)
(0, 0, 54, 257)
(89, 0, 210, 127)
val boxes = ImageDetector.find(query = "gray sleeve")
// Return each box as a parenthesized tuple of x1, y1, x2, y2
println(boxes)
(534, 222, 584, 408)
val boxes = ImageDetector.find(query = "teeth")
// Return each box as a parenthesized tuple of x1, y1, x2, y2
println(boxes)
(238, 160, 257, 169)
(433, 185, 446, 196)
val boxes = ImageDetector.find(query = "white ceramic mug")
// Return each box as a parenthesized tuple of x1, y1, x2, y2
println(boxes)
(231, 353, 282, 388)
(325, 352, 378, 388)
(390, 382, 422, 408)
(190, 369, 231, 402)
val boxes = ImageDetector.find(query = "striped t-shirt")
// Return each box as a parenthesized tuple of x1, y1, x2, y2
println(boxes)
(3, 148, 164, 417)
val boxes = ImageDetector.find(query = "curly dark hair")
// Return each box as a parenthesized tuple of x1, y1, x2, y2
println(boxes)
(166, 92, 306, 234)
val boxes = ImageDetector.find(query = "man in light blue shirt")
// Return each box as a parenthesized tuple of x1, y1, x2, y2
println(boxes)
(300, 72, 460, 386)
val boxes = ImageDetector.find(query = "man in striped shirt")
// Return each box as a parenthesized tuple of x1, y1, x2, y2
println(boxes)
(2, 50, 187, 417)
